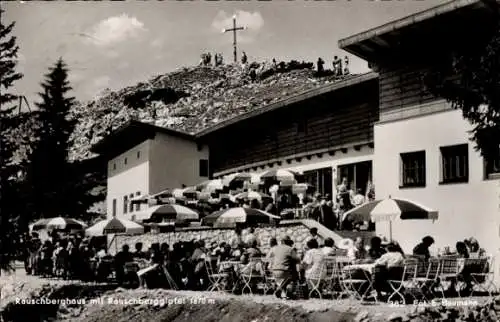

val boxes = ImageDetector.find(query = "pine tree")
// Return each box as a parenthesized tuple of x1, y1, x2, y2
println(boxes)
(0, 9, 24, 271)
(27, 58, 77, 219)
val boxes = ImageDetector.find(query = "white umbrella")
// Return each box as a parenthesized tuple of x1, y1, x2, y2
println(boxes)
(260, 169, 299, 181)
(32, 217, 87, 231)
(197, 179, 224, 193)
(203, 207, 280, 226)
(235, 191, 273, 202)
(222, 173, 252, 186)
(172, 188, 186, 199)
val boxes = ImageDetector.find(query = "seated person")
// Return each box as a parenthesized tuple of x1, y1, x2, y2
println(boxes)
(321, 238, 337, 256)
(368, 237, 386, 260)
(302, 239, 326, 281)
(456, 241, 470, 259)
(413, 236, 434, 261)
(244, 227, 258, 247)
(348, 237, 368, 262)
(270, 236, 300, 299)
(373, 243, 405, 298)
(245, 240, 262, 258)
(133, 242, 147, 260)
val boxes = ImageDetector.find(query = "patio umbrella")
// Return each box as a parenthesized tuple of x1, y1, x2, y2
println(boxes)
(182, 186, 199, 197)
(202, 207, 280, 226)
(222, 173, 252, 186)
(32, 217, 87, 231)
(260, 169, 299, 182)
(172, 188, 186, 200)
(341, 197, 438, 239)
(235, 191, 273, 202)
(130, 194, 149, 205)
(146, 204, 199, 222)
(196, 179, 224, 193)
(86, 217, 144, 236)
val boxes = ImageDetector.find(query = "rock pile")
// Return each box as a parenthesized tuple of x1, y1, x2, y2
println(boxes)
(115, 224, 310, 255)
(68, 61, 351, 161)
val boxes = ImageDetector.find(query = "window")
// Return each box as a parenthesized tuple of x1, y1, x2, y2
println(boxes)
(199, 159, 209, 177)
(400, 151, 426, 188)
(123, 195, 128, 214)
(129, 193, 134, 212)
(440, 144, 469, 184)
(135, 191, 141, 211)
(484, 147, 500, 179)
(113, 163, 116, 170)
(112, 199, 117, 217)
(124, 157, 128, 165)
(137, 151, 141, 159)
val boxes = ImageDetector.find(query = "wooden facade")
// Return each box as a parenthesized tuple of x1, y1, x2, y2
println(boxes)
(379, 64, 437, 114)
(200, 77, 379, 174)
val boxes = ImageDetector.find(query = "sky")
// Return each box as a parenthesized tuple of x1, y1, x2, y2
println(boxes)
(3, 0, 445, 109)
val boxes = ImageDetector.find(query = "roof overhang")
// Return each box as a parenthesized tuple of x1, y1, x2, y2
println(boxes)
(196, 72, 378, 138)
(339, 0, 500, 62)
(91, 120, 194, 158)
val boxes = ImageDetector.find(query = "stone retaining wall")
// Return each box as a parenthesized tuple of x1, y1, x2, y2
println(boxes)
(113, 223, 310, 255)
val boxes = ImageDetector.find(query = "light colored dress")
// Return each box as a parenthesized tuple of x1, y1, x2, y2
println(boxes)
(303, 248, 326, 279)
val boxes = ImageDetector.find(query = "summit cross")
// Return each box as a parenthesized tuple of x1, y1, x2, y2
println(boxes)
(223, 15, 246, 63)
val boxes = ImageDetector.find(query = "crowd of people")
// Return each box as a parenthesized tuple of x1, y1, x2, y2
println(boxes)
(177, 177, 375, 233)
(316, 55, 349, 76)
(20, 220, 490, 303)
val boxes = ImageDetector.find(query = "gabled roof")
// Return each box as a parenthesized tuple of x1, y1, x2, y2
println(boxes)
(339, 0, 499, 62)
(91, 120, 194, 157)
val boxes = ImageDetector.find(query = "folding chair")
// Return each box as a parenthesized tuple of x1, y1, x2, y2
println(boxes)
(260, 258, 276, 295)
(340, 264, 372, 300)
(437, 257, 462, 298)
(469, 256, 497, 297)
(205, 259, 228, 292)
(330, 260, 351, 299)
(411, 258, 441, 301)
(320, 257, 339, 299)
(240, 258, 264, 295)
(306, 261, 327, 299)
(387, 260, 417, 304)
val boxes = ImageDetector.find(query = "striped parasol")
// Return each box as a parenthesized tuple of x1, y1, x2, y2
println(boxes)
(260, 169, 300, 182)
(85, 218, 144, 236)
(222, 173, 252, 186)
(196, 179, 224, 193)
(342, 197, 438, 239)
(32, 217, 87, 231)
(145, 204, 199, 222)
(202, 207, 280, 226)
(235, 191, 273, 202)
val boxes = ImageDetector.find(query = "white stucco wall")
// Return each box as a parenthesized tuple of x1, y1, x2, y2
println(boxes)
(148, 132, 210, 194)
(374, 106, 500, 281)
(106, 140, 151, 219)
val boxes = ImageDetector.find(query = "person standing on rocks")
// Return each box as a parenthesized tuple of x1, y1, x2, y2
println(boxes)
(332, 55, 342, 76)
(343, 56, 350, 75)
(241, 51, 248, 65)
(316, 57, 325, 75)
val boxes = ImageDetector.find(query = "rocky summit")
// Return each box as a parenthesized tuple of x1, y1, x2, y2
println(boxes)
(68, 60, 353, 161)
